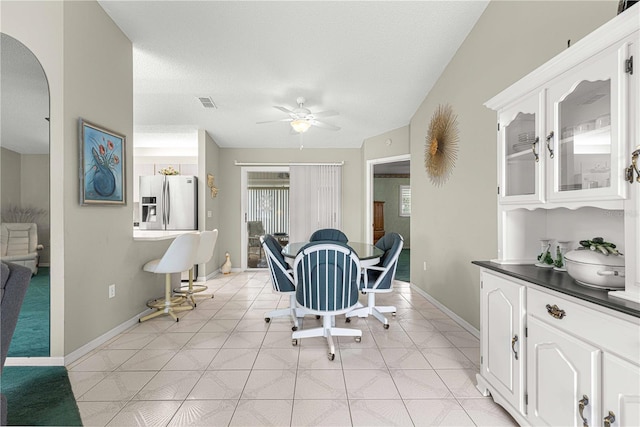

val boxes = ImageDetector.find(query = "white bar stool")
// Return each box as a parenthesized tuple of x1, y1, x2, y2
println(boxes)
(140, 233, 199, 322)
(174, 229, 218, 306)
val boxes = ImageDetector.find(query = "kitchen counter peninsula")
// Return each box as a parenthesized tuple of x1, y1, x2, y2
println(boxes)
(133, 228, 197, 241)
(472, 261, 640, 318)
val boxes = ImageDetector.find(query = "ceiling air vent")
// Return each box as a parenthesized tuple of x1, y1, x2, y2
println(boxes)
(198, 96, 217, 109)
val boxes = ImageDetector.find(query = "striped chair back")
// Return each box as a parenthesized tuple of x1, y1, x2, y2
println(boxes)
(261, 234, 295, 293)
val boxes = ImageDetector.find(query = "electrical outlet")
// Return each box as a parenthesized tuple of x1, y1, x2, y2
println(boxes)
(109, 284, 116, 299)
(423, 261, 427, 271)
(207, 210, 212, 218)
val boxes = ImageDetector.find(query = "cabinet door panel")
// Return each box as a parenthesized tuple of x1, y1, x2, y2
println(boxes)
(546, 38, 633, 202)
(499, 93, 543, 204)
(527, 315, 600, 427)
(603, 353, 640, 427)
(480, 272, 525, 413)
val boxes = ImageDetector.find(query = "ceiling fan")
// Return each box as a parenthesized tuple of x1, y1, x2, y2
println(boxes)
(257, 97, 340, 133)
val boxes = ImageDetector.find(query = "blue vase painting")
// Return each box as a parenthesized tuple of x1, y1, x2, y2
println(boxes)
(81, 120, 125, 205)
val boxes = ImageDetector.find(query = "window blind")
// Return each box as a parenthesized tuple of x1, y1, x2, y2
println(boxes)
(289, 164, 342, 242)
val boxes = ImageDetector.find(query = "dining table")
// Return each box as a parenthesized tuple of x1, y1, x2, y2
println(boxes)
(282, 241, 384, 268)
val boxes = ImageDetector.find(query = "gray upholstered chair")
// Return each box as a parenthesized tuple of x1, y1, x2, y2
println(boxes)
(309, 228, 348, 243)
(1, 262, 31, 425)
(292, 241, 362, 360)
(174, 229, 218, 306)
(0, 223, 43, 275)
(261, 234, 306, 331)
(140, 233, 200, 322)
(346, 232, 404, 329)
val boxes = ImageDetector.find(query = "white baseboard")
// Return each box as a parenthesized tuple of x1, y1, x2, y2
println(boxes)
(64, 308, 153, 366)
(409, 283, 480, 339)
(4, 356, 65, 366)
(197, 269, 222, 282)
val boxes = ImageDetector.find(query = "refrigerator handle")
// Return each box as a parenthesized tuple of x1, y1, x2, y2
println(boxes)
(166, 180, 171, 225)
(162, 179, 167, 226)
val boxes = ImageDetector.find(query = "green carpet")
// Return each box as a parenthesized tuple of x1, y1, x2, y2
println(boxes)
(1, 366, 82, 426)
(7, 267, 49, 357)
(396, 248, 410, 282)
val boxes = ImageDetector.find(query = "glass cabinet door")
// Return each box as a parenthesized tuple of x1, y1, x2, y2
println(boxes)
(547, 39, 629, 202)
(499, 93, 542, 203)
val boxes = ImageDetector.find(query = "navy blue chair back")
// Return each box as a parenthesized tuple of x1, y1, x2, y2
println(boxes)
(365, 233, 404, 290)
(309, 228, 348, 243)
(261, 235, 295, 293)
(294, 242, 360, 311)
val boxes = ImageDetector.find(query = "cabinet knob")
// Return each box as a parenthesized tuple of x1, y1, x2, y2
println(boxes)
(546, 303, 566, 319)
(545, 131, 555, 159)
(578, 395, 589, 427)
(604, 410, 616, 427)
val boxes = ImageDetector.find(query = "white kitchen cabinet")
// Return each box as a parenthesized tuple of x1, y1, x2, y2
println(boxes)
(474, 266, 640, 427)
(602, 353, 640, 427)
(526, 315, 600, 427)
(477, 271, 527, 419)
(491, 20, 637, 207)
(498, 92, 543, 204)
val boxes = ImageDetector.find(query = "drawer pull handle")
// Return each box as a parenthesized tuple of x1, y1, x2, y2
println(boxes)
(604, 411, 616, 427)
(578, 395, 589, 427)
(511, 335, 519, 360)
(546, 304, 566, 319)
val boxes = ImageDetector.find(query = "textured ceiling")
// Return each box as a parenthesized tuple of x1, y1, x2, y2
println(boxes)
(1, 1, 489, 154)
(99, 1, 488, 149)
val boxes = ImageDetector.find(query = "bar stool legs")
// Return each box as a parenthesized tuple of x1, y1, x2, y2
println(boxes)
(140, 273, 193, 322)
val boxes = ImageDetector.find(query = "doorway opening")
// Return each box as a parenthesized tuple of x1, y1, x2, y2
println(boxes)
(366, 155, 410, 282)
(241, 167, 290, 269)
(1, 33, 51, 357)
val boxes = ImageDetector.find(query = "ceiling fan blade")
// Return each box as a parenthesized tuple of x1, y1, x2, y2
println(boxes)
(310, 119, 340, 131)
(256, 118, 293, 124)
(310, 110, 339, 118)
(273, 106, 298, 119)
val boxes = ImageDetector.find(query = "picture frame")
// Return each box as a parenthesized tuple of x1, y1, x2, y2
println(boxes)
(79, 118, 126, 205)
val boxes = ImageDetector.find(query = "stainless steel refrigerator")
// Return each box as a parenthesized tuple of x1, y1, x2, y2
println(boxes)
(139, 175, 198, 230)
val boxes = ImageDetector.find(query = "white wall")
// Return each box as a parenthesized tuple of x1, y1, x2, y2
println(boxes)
(408, 0, 618, 329)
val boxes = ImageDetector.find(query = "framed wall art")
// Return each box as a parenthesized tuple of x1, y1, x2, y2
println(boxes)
(79, 118, 126, 205)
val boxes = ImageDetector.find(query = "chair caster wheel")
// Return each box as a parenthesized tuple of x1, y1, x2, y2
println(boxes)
(292, 326, 298, 331)
(265, 318, 271, 323)
(345, 317, 351, 323)
(176, 318, 179, 322)
(138, 319, 141, 323)
(355, 336, 361, 343)
(316, 315, 321, 319)
(383, 323, 390, 329)
(292, 339, 298, 346)
(392, 312, 397, 317)
(328, 353, 335, 361)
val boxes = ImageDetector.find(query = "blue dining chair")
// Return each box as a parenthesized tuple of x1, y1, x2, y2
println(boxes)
(346, 232, 404, 329)
(309, 228, 348, 243)
(261, 234, 308, 331)
(292, 241, 362, 361)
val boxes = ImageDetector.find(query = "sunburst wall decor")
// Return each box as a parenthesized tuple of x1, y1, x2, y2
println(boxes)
(425, 104, 459, 186)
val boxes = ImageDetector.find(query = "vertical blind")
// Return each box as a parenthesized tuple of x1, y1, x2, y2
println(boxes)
(289, 164, 342, 242)
(246, 188, 289, 234)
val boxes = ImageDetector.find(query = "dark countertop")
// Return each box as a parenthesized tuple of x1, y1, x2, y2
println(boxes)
(472, 261, 640, 319)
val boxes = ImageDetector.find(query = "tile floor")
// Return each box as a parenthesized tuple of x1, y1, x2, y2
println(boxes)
(68, 271, 518, 426)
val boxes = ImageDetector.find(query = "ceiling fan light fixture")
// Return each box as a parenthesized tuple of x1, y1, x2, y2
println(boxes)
(291, 118, 311, 133)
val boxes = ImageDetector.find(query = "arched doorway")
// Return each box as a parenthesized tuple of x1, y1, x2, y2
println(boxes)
(1, 33, 51, 357)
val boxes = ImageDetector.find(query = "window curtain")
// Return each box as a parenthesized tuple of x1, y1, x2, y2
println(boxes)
(289, 164, 342, 242)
